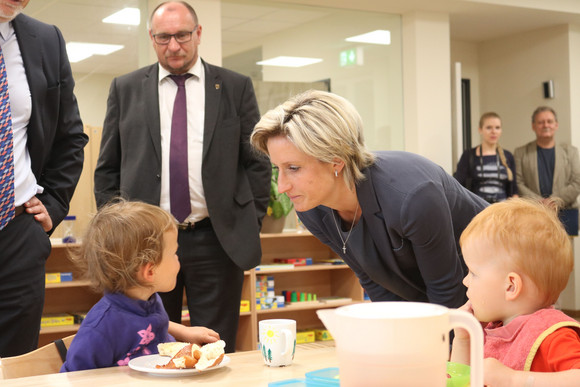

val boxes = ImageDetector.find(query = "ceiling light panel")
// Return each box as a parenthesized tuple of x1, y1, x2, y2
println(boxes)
(66, 42, 124, 63)
(345, 30, 391, 45)
(256, 56, 323, 67)
(102, 7, 140, 26)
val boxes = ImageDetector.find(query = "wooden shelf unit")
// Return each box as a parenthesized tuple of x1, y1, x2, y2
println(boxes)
(39, 232, 364, 351)
(40, 243, 101, 347)
(236, 232, 364, 351)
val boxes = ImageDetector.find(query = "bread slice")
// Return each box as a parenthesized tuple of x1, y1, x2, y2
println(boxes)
(156, 343, 201, 369)
(195, 340, 226, 371)
(157, 342, 189, 357)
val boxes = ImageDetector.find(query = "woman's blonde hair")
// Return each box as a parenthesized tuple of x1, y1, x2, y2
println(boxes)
(479, 112, 513, 181)
(460, 198, 572, 306)
(69, 200, 176, 294)
(250, 90, 375, 188)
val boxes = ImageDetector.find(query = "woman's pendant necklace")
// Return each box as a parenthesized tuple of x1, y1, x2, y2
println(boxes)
(331, 202, 359, 254)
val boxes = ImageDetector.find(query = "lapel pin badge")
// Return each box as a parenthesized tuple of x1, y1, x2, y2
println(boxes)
(215, 84, 220, 90)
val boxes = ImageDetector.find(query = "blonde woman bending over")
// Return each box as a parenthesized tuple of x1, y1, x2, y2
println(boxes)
(251, 90, 488, 309)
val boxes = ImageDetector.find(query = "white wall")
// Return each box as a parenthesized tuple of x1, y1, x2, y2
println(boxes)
(569, 24, 580, 157)
(402, 12, 453, 171)
(73, 73, 116, 128)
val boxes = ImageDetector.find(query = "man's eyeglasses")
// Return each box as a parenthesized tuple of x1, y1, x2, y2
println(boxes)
(153, 26, 198, 45)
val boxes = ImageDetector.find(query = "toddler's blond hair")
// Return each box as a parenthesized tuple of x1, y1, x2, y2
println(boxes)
(460, 198, 572, 306)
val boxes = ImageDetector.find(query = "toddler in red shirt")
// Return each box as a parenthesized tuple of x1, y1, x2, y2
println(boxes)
(451, 198, 580, 386)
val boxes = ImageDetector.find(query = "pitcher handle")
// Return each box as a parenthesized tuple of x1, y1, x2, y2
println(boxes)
(280, 328, 293, 357)
(448, 309, 484, 387)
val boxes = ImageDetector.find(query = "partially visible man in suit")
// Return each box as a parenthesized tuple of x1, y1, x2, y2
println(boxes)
(514, 106, 580, 208)
(94, 1, 270, 352)
(0, 0, 88, 357)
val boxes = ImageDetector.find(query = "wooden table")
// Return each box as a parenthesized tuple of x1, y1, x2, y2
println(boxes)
(1, 342, 337, 386)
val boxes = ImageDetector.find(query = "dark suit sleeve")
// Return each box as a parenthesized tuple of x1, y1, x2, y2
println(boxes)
(94, 78, 122, 208)
(400, 181, 469, 308)
(238, 77, 270, 222)
(35, 25, 88, 230)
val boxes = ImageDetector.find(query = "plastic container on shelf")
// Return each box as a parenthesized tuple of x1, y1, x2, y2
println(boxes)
(62, 215, 77, 243)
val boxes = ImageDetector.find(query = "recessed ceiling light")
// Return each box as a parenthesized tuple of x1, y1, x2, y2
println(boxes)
(256, 56, 323, 68)
(66, 42, 124, 63)
(102, 7, 140, 26)
(345, 30, 391, 45)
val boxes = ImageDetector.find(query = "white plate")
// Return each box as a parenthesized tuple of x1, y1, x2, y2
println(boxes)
(128, 354, 230, 377)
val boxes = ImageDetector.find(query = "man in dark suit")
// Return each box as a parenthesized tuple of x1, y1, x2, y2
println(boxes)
(94, 1, 270, 352)
(0, 0, 88, 357)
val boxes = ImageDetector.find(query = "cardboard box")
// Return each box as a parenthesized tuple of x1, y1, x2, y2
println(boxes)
(258, 297, 278, 310)
(45, 273, 61, 284)
(70, 312, 87, 324)
(240, 300, 250, 313)
(45, 272, 73, 283)
(296, 330, 315, 344)
(315, 328, 333, 341)
(60, 272, 73, 282)
(41, 314, 74, 328)
(274, 257, 312, 266)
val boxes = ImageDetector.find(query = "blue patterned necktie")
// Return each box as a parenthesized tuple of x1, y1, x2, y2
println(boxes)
(169, 74, 192, 223)
(0, 45, 14, 230)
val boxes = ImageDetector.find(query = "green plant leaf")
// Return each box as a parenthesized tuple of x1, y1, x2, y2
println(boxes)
(269, 164, 294, 219)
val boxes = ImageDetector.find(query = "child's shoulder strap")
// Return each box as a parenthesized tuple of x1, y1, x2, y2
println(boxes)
(524, 320, 580, 371)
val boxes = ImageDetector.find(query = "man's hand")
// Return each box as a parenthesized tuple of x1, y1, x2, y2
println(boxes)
(24, 196, 53, 232)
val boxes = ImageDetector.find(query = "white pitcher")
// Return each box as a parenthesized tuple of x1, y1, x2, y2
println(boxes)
(317, 302, 483, 387)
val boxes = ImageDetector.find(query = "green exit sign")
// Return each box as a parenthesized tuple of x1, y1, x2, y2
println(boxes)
(340, 49, 357, 67)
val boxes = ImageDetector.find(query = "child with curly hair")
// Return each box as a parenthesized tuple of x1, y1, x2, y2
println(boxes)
(62, 200, 219, 371)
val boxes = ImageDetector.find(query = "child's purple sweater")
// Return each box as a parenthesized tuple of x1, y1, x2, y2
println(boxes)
(61, 292, 175, 372)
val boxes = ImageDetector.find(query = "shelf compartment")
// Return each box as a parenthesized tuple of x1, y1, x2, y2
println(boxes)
(257, 299, 357, 314)
(255, 263, 349, 274)
(42, 286, 101, 315)
(261, 269, 362, 302)
(45, 280, 92, 289)
(259, 232, 336, 261)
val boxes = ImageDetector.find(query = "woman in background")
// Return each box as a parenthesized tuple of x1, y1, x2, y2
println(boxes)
(251, 90, 487, 310)
(454, 112, 518, 203)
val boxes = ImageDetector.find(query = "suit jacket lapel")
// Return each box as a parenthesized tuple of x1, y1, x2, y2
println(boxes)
(357, 172, 398, 268)
(203, 60, 221, 157)
(527, 142, 541, 192)
(12, 15, 44, 172)
(356, 170, 422, 299)
(144, 64, 162, 163)
(553, 143, 565, 188)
